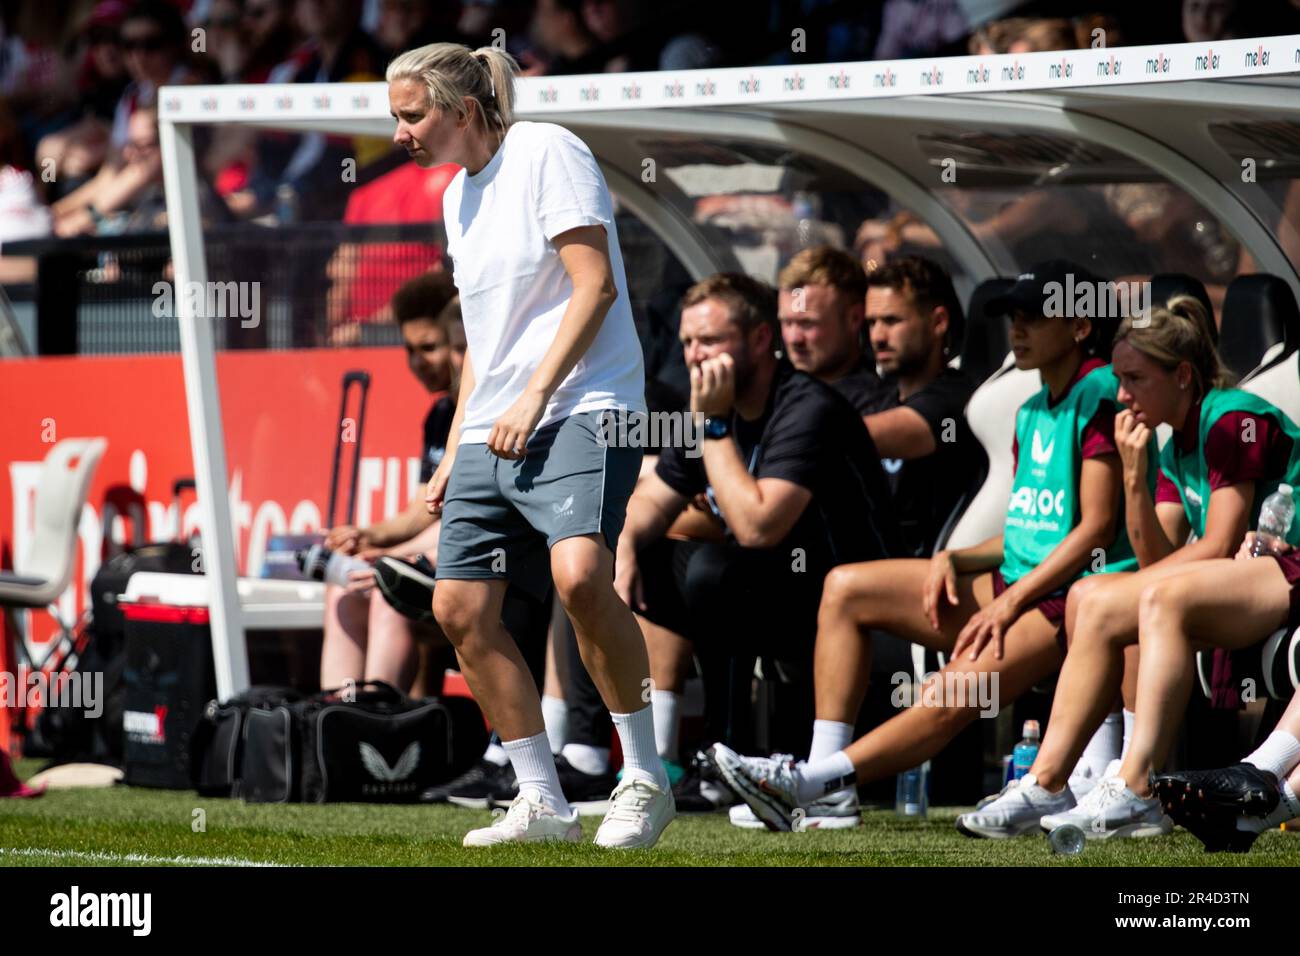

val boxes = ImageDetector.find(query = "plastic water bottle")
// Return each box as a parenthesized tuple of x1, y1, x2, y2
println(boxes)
(1251, 484, 1295, 557)
(895, 760, 929, 817)
(295, 543, 371, 587)
(1048, 824, 1086, 855)
(1012, 719, 1040, 780)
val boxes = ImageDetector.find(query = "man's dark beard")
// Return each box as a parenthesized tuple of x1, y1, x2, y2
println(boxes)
(888, 344, 928, 379)
(729, 349, 757, 398)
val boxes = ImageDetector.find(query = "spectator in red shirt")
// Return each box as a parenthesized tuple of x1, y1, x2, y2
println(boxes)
(325, 160, 457, 344)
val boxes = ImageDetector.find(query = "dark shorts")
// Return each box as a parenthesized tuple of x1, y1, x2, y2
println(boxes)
(993, 568, 1069, 654)
(635, 536, 826, 661)
(1269, 551, 1300, 629)
(435, 410, 642, 602)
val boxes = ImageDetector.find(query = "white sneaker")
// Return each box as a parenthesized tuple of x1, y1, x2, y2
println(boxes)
(462, 790, 582, 847)
(593, 775, 676, 849)
(956, 773, 1075, 838)
(708, 744, 802, 831)
(729, 803, 768, 829)
(729, 788, 861, 830)
(1067, 757, 1121, 802)
(1040, 775, 1173, 839)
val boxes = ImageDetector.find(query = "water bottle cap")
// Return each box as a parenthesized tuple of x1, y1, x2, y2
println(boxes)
(1022, 719, 1040, 741)
(1281, 483, 1293, 497)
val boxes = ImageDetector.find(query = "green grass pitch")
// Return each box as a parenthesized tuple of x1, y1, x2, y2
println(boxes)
(3, 759, 1299, 867)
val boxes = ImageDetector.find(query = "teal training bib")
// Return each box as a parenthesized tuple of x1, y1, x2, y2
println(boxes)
(1159, 388, 1300, 545)
(1000, 365, 1147, 584)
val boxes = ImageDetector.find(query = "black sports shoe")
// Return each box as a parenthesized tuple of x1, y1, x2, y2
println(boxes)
(420, 759, 517, 808)
(539, 754, 618, 814)
(1153, 763, 1281, 853)
(375, 555, 436, 624)
(673, 750, 737, 813)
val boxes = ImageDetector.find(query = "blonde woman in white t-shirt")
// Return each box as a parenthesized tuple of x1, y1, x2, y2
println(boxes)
(386, 42, 673, 848)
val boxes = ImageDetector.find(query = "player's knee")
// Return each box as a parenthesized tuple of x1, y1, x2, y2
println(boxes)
(431, 585, 486, 644)
(1138, 578, 1187, 627)
(551, 558, 606, 619)
(1074, 579, 1128, 640)
(820, 564, 873, 620)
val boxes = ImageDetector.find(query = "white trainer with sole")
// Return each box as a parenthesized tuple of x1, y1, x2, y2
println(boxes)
(462, 790, 583, 847)
(593, 776, 676, 849)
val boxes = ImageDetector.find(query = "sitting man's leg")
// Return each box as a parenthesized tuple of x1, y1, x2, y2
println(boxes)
(320, 584, 369, 688)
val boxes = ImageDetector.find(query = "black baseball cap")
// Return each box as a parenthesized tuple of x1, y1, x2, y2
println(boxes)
(985, 259, 1103, 319)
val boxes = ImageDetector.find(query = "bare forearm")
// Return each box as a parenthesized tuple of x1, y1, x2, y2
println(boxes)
(528, 283, 615, 401)
(949, 535, 1004, 574)
(621, 495, 680, 556)
(1125, 480, 1175, 567)
(1006, 521, 1114, 610)
(367, 496, 435, 547)
(383, 518, 441, 559)
(700, 438, 770, 545)
(444, 354, 475, 453)
(1149, 535, 1232, 570)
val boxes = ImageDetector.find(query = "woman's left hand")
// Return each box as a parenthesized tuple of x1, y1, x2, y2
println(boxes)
(952, 589, 1022, 662)
(488, 389, 548, 460)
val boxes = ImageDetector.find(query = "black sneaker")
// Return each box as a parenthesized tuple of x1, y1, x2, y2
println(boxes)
(420, 759, 516, 808)
(1153, 763, 1281, 853)
(673, 750, 737, 813)
(542, 754, 618, 815)
(375, 555, 436, 625)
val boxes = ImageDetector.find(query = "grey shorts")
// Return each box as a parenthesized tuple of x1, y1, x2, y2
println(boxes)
(435, 410, 642, 601)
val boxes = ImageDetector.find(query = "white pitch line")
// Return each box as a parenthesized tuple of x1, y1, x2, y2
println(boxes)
(0, 847, 289, 867)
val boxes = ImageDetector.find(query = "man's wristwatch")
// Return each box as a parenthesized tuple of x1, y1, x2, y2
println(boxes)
(702, 416, 732, 440)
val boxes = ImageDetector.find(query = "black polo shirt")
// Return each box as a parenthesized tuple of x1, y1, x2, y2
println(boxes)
(872, 368, 983, 557)
(656, 363, 902, 574)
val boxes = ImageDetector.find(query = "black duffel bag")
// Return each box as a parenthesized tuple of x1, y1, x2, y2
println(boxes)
(192, 685, 305, 797)
(241, 681, 487, 804)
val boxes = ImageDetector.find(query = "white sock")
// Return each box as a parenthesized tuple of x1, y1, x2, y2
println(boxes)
(1073, 712, 1122, 781)
(1240, 778, 1300, 832)
(650, 690, 680, 762)
(541, 695, 568, 755)
(1244, 730, 1300, 780)
(483, 742, 509, 767)
(1121, 709, 1136, 759)
(560, 742, 609, 776)
(795, 751, 856, 804)
(809, 719, 854, 765)
(1270, 779, 1300, 826)
(503, 731, 571, 816)
(612, 705, 670, 790)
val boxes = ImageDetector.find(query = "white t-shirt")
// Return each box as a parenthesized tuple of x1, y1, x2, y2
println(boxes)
(441, 121, 646, 445)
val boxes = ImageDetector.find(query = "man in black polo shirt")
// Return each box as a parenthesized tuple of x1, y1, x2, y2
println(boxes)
(860, 256, 982, 556)
(615, 273, 901, 811)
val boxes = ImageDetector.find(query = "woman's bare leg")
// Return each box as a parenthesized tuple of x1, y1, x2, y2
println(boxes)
(840, 606, 1060, 785)
(1031, 564, 1216, 792)
(814, 559, 986, 725)
(1121, 645, 1140, 714)
(1120, 559, 1291, 796)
